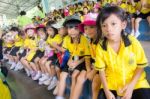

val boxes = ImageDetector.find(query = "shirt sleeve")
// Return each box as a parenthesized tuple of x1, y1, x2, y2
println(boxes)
(83, 37, 90, 56)
(62, 36, 68, 49)
(52, 35, 62, 45)
(132, 37, 148, 68)
(94, 44, 106, 71)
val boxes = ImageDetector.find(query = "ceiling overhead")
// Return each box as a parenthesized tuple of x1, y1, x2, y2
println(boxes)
(0, 0, 40, 19)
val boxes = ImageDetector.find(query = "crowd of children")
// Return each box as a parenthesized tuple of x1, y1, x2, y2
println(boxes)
(1, 0, 150, 99)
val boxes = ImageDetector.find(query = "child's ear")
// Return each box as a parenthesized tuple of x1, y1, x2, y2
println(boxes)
(122, 21, 127, 29)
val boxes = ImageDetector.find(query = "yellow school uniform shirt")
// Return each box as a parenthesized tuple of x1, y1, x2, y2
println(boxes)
(46, 35, 54, 45)
(51, 34, 63, 45)
(89, 41, 97, 60)
(77, 7, 83, 12)
(5, 42, 13, 48)
(120, 3, 136, 14)
(80, 15, 84, 22)
(120, 3, 128, 11)
(69, 8, 75, 16)
(102, 0, 111, 6)
(14, 35, 23, 47)
(136, 1, 150, 14)
(94, 35, 149, 92)
(128, 4, 136, 14)
(62, 35, 90, 57)
(24, 37, 37, 61)
(0, 79, 11, 99)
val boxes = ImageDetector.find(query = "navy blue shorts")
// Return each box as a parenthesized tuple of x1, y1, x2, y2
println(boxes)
(10, 47, 20, 56)
(98, 88, 150, 99)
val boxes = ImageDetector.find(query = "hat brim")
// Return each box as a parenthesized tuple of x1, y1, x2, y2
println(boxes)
(78, 21, 96, 33)
(63, 19, 81, 27)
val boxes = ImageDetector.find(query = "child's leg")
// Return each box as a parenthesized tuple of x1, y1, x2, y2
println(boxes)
(9, 55, 14, 62)
(9, 56, 16, 69)
(53, 67, 61, 95)
(135, 17, 142, 37)
(147, 16, 150, 26)
(70, 70, 80, 99)
(14, 55, 19, 63)
(56, 67, 61, 80)
(20, 58, 32, 70)
(45, 61, 52, 76)
(50, 65, 56, 77)
(30, 62, 37, 71)
(71, 70, 86, 99)
(57, 72, 68, 96)
(34, 57, 40, 71)
(39, 57, 48, 73)
(131, 18, 135, 35)
(92, 74, 101, 99)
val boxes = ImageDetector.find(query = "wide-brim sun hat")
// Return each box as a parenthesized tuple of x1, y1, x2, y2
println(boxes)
(24, 24, 35, 32)
(78, 13, 98, 33)
(52, 19, 65, 29)
(63, 15, 81, 27)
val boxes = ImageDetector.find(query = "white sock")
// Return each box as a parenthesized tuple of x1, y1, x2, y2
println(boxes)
(135, 30, 140, 38)
(55, 96, 64, 99)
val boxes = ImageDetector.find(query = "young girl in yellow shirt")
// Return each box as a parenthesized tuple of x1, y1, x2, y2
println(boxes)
(95, 6, 150, 99)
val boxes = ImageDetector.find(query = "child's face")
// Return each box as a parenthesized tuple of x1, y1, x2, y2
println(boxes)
(58, 27, 67, 37)
(101, 14, 126, 41)
(11, 31, 18, 35)
(83, 8, 88, 14)
(84, 25, 96, 39)
(27, 29, 34, 37)
(37, 29, 46, 39)
(46, 27, 54, 37)
(67, 26, 80, 38)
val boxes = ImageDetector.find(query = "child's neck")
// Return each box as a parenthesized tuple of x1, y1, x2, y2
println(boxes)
(91, 34, 97, 42)
(73, 35, 80, 43)
(108, 36, 121, 44)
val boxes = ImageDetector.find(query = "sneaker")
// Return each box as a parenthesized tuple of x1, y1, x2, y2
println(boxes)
(47, 77, 57, 90)
(55, 96, 64, 99)
(135, 31, 140, 38)
(31, 71, 36, 79)
(10, 62, 16, 70)
(39, 74, 50, 82)
(38, 80, 44, 85)
(8, 60, 13, 65)
(25, 69, 31, 77)
(43, 77, 52, 86)
(32, 71, 42, 80)
(14, 62, 23, 71)
(130, 29, 134, 36)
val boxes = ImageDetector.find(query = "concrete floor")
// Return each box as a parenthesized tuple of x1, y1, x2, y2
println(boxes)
(5, 41, 150, 99)
(6, 70, 55, 99)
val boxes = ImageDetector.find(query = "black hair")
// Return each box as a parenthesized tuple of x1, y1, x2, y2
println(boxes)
(46, 22, 58, 38)
(9, 27, 22, 36)
(52, 27, 58, 36)
(36, 27, 48, 40)
(36, 27, 46, 33)
(20, 11, 26, 16)
(83, 6, 89, 10)
(78, 11, 84, 16)
(46, 21, 55, 28)
(78, 2, 82, 6)
(96, 6, 130, 46)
